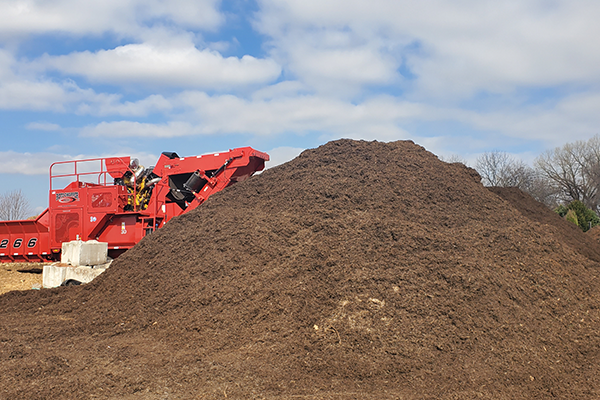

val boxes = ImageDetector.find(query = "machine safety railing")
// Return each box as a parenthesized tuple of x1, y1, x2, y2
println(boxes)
(49, 157, 130, 191)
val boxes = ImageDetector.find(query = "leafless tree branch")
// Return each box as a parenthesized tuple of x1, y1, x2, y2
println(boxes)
(535, 135, 600, 211)
(0, 189, 32, 220)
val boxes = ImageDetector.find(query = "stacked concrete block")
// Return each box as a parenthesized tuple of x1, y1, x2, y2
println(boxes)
(61, 240, 108, 267)
(43, 240, 111, 288)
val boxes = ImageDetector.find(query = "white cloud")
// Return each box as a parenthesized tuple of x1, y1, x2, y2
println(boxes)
(0, 0, 223, 39)
(81, 92, 423, 139)
(0, 48, 176, 115)
(77, 94, 173, 117)
(0, 50, 106, 111)
(0, 49, 13, 79)
(286, 45, 399, 95)
(256, 0, 600, 98)
(40, 42, 282, 89)
(88, 87, 599, 150)
(0, 149, 159, 176)
(2, 0, 600, 172)
(0, 151, 70, 175)
(80, 120, 197, 138)
(259, 27, 404, 96)
(461, 92, 600, 146)
(26, 122, 61, 131)
(0, 75, 174, 114)
(177, 91, 431, 138)
(0, 79, 70, 111)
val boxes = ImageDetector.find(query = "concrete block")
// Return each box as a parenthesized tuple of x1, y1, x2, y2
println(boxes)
(43, 264, 66, 288)
(61, 240, 108, 267)
(43, 260, 112, 288)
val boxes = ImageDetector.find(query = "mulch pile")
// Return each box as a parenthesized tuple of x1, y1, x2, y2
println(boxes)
(587, 225, 600, 244)
(1, 139, 599, 399)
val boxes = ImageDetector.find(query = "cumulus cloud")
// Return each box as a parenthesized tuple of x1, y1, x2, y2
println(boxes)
(0, 48, 175, 115)
(256, 0, 600, 98)
(0, 74, 176, 114)
(79, 92, 423, 139)
(0, 50, 107, 112)
(461, 92, 600, 146)
(260, 30, 404, 95)
(80, 120, 197, 138)
(0, 0, 223, 39)
(285, 45, 399, 95)
(0, 149, 159, 177)
(39, 42, 281, 89)
(77, 94, 173, 117)
(77, 88, 599, 151)
(0, 151, 72, 175)
(175, 91, 427, 137)
(0, 80, 71, 111)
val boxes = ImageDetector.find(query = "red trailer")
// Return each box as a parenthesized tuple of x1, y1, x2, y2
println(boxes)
(0, 147, 269, 262)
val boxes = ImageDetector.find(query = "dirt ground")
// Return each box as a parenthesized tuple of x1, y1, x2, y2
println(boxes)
(0, 263, 43, 295)
(1, 139, 600, 399)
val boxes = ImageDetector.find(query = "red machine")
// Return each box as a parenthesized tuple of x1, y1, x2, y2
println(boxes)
(0, 147, 269, 262)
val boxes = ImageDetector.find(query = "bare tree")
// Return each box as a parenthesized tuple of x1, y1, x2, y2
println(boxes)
(476, 151, 510, 186)
(475, 151, 560, 207)
(535, 135, 600, 212)
(521, 172, 561, 208)
(502, 159, 537, 188)
(476, 151, 535, 188)
(0, 189, 32, 220)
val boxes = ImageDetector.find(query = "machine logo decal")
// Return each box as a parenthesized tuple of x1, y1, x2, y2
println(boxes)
(56, 192, 79, 203)
(0, 239, 7, 249)
(13, 239, 23, 248)
(27, 238, 37, 248)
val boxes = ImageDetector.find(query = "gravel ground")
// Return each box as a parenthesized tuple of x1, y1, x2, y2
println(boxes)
(0, 263, 43, 295)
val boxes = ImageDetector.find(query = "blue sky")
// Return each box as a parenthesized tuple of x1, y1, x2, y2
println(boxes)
(1, 0, 599, 213)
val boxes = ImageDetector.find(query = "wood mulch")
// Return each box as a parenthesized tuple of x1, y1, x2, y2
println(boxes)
(1, 139, 599, 399)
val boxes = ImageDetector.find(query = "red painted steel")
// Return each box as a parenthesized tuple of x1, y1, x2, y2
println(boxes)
(0, 147, 269, 262)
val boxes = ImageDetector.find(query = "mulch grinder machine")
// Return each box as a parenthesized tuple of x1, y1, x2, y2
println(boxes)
(0, 147, 269, 262)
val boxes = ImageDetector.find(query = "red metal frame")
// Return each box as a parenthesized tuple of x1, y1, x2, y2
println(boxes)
(0, 147, 269, 262)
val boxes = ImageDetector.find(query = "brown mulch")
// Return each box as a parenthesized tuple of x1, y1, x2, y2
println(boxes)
(587, 225, 600, 244)
(487, 186, 600, 262)
(1, 139, 599, 399)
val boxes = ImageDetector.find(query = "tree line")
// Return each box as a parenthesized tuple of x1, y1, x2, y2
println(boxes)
(473, 135, 600, 231)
